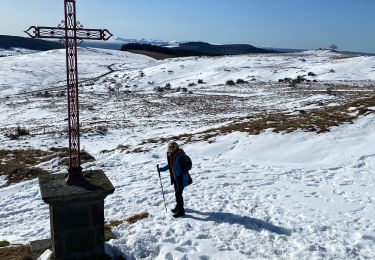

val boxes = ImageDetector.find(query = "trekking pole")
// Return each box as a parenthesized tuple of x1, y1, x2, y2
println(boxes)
(157, 164, 168, 213)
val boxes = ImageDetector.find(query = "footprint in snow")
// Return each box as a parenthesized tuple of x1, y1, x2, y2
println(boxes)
(180, 239, 192, 246)
(175, 246, 188, 253)
(362, 235, 375, 242)
(165, 252, 173, 260)
(151, 154, 160, 159)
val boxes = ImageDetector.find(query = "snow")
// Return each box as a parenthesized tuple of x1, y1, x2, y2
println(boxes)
(38, 249, 52, 260)
(0, 48, 155, 96)
(0, 48, 375, 259)
(0, 48, 39, 57)
(1, 48, 375, 97)
(100, 117, 375, 259)
(0, 175, 6, 187)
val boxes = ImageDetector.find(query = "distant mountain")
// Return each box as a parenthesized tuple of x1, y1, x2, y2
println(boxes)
(115, 37, 177, 46)
(178, 42, 280, 55)
(81, 37, 178, 50)
(80, 40, 123, 50)
(5, 35, 372, 57)
(121, 42, 280, 59)
(0, 35, 62, 51)
(0, 35, 178, 52)
(121, 43, 209, 60)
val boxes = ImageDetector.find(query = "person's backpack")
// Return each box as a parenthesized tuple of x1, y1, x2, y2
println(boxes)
(180, 155, 192, 171)
(185, 155, 192, 171)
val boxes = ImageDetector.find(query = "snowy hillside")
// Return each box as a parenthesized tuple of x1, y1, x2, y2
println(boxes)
(0, 48, 374, 259)
(0, 48, 39, 57)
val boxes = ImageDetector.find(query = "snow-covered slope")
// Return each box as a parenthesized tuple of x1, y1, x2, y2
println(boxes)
(1, 117, 374, 259)
(0, 48, 155, 96)
(111, 49, 375, 92)
(1, 48, 375, 97)
(0, 48, 374, 259)
(0, 48, 39, 57)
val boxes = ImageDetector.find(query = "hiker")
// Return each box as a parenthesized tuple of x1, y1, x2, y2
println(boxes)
(157, 141, 192, 218)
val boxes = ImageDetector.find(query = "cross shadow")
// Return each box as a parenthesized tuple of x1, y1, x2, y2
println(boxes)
(67, 177, 105, 192)
(185, 209, 292, 236)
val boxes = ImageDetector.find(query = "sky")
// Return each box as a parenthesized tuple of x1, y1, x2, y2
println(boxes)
(0, 0, 374, 53)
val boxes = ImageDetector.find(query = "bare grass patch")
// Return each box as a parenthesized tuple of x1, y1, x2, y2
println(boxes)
(0, 148, 96, 187)
(0, 244, 33, 260)
(127, 212, 150, 224)
(139, 96, 375, 146)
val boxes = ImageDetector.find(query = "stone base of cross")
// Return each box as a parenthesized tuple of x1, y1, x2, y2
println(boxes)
(39, 170, 115, 259)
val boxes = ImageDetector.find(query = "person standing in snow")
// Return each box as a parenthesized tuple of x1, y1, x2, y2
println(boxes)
(157, 141, 192, 218)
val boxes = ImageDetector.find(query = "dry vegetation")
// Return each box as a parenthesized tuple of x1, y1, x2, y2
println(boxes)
(139, 96, 375, 145)
(127, 212, 150, 224)
(104, 220, 125, 241)
(51, 147, 95, 166)
(0, 149, 52, 187)
(0, 242, 33, 260)
(0, 148, 95, 187)
(104, 213, 149, 242)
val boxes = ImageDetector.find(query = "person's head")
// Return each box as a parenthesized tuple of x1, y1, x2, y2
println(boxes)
(167, 141, 179, 154)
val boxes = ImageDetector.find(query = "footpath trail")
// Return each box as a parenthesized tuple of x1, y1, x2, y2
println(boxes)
(14, 63, 120, 96)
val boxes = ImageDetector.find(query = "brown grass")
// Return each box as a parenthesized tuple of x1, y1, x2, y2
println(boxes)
(103, 214, 149, 241)
(0, 149, 52, 187)
(0, 241, 10, 247)
(104, 225, 114, 242)
(109, 220, 124, 227)
(104, 220, 125, 242)
(100, 144, 130, 154)
(50, 147, 95, 166)
(0, 244, 33, 260)
(100, 144, 150, 154)
(127, 212, 150, 224)
(139, 96, 375, 145)
(199, 97, 373, 138)
(0, 148, 96, 187)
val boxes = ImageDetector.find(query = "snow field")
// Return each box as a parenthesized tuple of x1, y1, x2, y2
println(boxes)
(0, 48, 374, 259)
(100, 117, 375, 259)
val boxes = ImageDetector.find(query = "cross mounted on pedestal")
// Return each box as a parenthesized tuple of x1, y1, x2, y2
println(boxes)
(25, 0, 113, 183)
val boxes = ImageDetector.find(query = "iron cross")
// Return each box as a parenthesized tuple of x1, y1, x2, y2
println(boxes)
(25, 0, 113, 183)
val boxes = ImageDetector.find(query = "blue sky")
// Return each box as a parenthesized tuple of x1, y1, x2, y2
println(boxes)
(1, 0, 374, 53)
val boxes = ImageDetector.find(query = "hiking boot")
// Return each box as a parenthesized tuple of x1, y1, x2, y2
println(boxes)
(171, 206, 178, 213)
(173, 209, 185, 218)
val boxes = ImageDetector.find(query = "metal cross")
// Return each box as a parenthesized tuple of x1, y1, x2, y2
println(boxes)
(25, 0, 113, 183)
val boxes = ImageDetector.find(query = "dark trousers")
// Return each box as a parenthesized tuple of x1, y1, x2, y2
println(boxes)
(174, 184, 184, 212)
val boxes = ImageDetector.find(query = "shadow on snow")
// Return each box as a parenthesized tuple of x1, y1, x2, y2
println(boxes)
(185, 209, 292, 236)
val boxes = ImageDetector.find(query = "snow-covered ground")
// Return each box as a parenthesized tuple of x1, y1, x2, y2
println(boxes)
(0, 48, 39, 57)
(0, 48, 375, 259)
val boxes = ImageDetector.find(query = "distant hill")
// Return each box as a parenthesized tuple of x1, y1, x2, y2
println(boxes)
(263, 47, 307, 53)
(0, 35, 176, 52)
(121, 43, 214, 59)
(0, 35, 62, 51)
(121, 42, 280, 59)
(178, 42, 280, 55)
(80, 37, 177, 50)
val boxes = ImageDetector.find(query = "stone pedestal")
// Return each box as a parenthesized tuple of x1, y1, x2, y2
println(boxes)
(38, 170, 115, 260)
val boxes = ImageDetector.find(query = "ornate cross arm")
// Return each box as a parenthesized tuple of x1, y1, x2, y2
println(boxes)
(25, 26, 113, 41)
